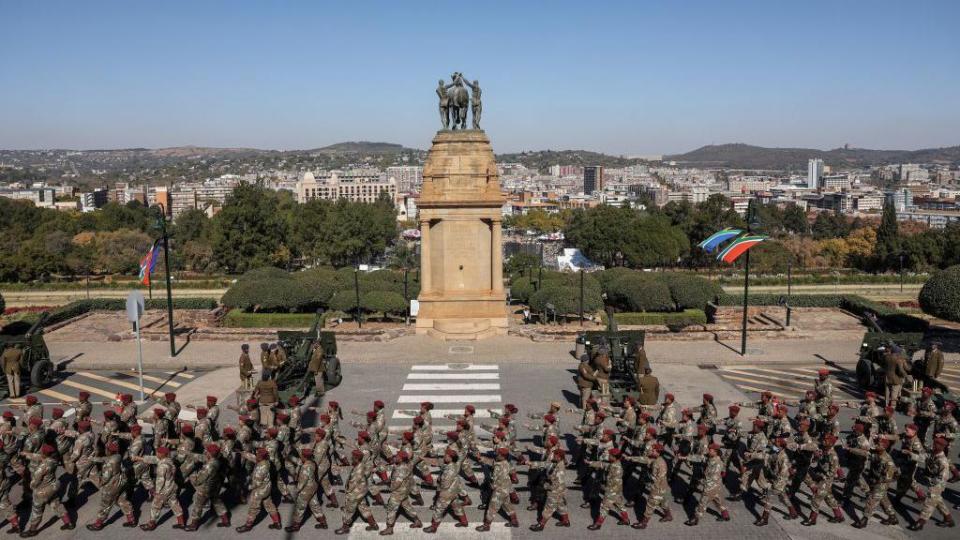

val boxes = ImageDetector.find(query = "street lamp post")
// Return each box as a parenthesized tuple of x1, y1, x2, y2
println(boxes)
(403, 268, 410, 326)
(787, 261, 792, 297)
(899, 253, 905, 293)
(740, 200, 760, 356)
(354, 269, 362, 329)
(151, 204, 177, 358)
(579, 269, 585, 326)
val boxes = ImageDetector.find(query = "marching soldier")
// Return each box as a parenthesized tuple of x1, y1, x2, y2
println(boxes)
(755, 437, 798, 526)
(842, 422, 871, 502)
(1, 344, 21, 399)
(285, 446, 328, 531)
(335, 448, 378, 534)
(476, 447, 519, 531)
(136, 446, 185, 531)
(909, 436, 955, 530)
(236, 447, 282, 532)
(685, 443, 730, 526)
(813, 368, 833, 415)
(529, 447, 570, 531)
(86, 441, 136, 530)
(913, 386, 938, 443)
(719, 404, 744, 473)
(184, 444, 230, 530)
(239, 344, 254, 390)
(852, 439, 898, 528)
(803, 433, 845, 525)
(586, 448, 630, 529)
(423, 448, 469, 532)
(628, 443, 672, 528)
(893, 423, 926, 501)
(380, 450, 422, 535)
(19, 444, 74, 537)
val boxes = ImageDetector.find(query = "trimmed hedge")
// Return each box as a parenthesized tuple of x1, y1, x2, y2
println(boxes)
(919, 265, 960, 323)
(528, 284, 603, 317)
(601, 309, 707, 326)
(604, 273, 674, 312)
(659, 273, 723, 310)
(223, 311, 317, 328)
(44, 298, 218, 327)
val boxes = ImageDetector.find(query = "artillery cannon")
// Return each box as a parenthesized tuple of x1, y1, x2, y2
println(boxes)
(575, 309, 645, 405)
(273, 311, 342, 401)
(0, 313, 56, 398)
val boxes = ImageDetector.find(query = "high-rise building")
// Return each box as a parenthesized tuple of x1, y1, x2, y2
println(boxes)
(297, 171, 397, 204)
(81, 188, 109, 212)
(807, 158, 824, 189)
(583, 166, 604, 194)
(385, 165, 423, 193)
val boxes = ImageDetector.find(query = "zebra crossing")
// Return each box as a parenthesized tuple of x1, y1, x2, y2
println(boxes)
(0, 369, 198, 419)
(715, 362, 960, 400)
(390, 363, 503, 436)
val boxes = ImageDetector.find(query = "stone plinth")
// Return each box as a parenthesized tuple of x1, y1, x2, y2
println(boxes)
(416, 130, 508, 340)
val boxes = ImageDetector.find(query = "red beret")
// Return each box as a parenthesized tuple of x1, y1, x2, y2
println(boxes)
(697, 424, 709, 434)
(287, 395, 299, 405)
(505, 404, 518, 414)
(267, 427, 278, 437)
(77, 420, 91, 431)
(275, 412, 289, 421)
(708, 443, 722, 451)
(932, 437, 948, 451)
(52, 408, 64, 419)
(646, 426, 658, 436)
(256, 448, 269, 460)
(922, 387, 934, 396)
(238, 415, 249, 423)
(1, 411, 12, 420)
(106, 441, 120, 453)
(366, 411, 377, 420)
(164, 392, 176, 401)
(544, 414, 556, 423)
(205, 444, 220, 455)
(28, 417, 42, 427)
(446, 431, 458, 441)
(703, 393, 713, 401)
(865, 391, 877, 399)
(413, 415, 424, 425)
(357, 430, 370, 441)
(402, 431, 414, 441)
(196, 408, 208, 418)
(547, 435, 559, 446)
(728, 405, 740, 413)
(319, 414, 331, 423)
(608, 448, 621, 458)
(419, 401, 432, 409)
(223, 426, 236, 436)
(818, 368, 829, 376)
(153, 407, 166, 417)
(945, 401, 957, 412)
(79, 391, 90, 400)
(130, 424, 143, 433)
(852, 423, 864, 433)
(445, 448, 458, 458)
(373, 400, 384, 409)
(602, 428, 615, 437)
(496, 447, 509, 458)
(103, 410, 115, 418)
(314, 428, 326, 439)
(206, 396, 217, 403)
(665, 393, 675, 401)
(328, 401, 339, 408)
(120, 394, 133, 403)
(351, 449, 364, 460)
(25, 395, 37, 405)
(465, 405, 476, 414)
(245, 398, 257, 406)
(41, 444, 56, 456)
(157, 446, 170, 456)
(300, 447, 313, 457)
(752, 419, 766, 428)
(181, 424, 193, 433)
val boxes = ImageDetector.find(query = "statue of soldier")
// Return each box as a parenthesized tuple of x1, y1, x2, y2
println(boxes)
(436, 79, 453, 129)
(464, 79, 482, 129)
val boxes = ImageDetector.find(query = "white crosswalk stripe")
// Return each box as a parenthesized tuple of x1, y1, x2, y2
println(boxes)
(390, 364, 501, 436)
(716, 364, 864, 399)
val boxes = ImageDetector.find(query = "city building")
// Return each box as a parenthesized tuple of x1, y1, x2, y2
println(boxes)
(583, 165, 604, 194)
(807, 158, 824, 189)
(386, 165, 424, 193)
(885, 188, 913, 212)
(819, 174, 852, 191)
(897, 209, 960, 229)
(81, 188, 109, 212)
(296, 170, 397, 204)
(0, 187, 57, 208)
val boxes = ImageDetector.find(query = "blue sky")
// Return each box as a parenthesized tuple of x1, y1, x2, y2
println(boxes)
(1, 1, 958, 154)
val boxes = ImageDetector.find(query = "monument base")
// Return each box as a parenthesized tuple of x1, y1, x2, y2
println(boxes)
(415, 292, 509, 341)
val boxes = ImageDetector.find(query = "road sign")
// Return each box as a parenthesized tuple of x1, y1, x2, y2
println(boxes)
(126, 290, 145, 322)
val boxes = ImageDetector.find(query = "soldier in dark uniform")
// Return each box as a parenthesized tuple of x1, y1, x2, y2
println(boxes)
(239, 344, 254, 390)
(637, 368, 659, 406)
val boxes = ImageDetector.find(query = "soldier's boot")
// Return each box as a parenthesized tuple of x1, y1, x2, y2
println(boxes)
(217, 513, 230, 528)
(530, 517, 547, 531)
(410, 518, 422, 529)
(235, 520, 255, 533)
(379, 525, 394, 536)
(803, 511, 817, 526)
(727, 490, 743, 502)
(314, 516, 328, 529)
(659, 509, 673, 522)
(365, 516, 378, 531)
(950, 465, 960, 483)
(326, 493, 339, 508)
(467, 474, 480, 487)
(5, 516, 18, 534)
(786, 505, 799, 520)
(268, 513, 282, 530)
(456, 514, 469, 527)
(631, 517, 649, 529)
(122, 514, 138, 528)
(509, 492, 520, 505)
(476, 520, 491, 532)
(587, 516, 604, 530)
(509, 472, 519, 484)
(527, 501, 539, 511)
(140, 520, 158, 531)
(915, 488, 926, 501)
(184, 519, 200, 532)
(372, 493, 386, 506)
(617, 512, 629, 526)
(830, 507, 845, 523)
(86, 520, 105, 532)
(559, 514, 571, 527)
(412, 493, 424, 506)
(939, 515, 956, 528)
(18, 530, 38, 539)
(284, 522, 302, 533)
(908, 519, 925, 531)
(378, 471, 389, 483)
(334, 522, 352, 535)
(685, 516, 699, 526)
(754, 511, 769, 527)
(507, 514, 520, 528)
(881, 515, 898, 526)
(423, 520, 440, 533)
(422, 473, 435, 487)
(852, 517, 868, 529)
(461, 495, 472, 507)
(720, 510, 731, 521)
(173, 515, 186, 529)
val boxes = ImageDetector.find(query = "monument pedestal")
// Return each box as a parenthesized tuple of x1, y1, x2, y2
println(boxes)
(416, 130, 508, 340)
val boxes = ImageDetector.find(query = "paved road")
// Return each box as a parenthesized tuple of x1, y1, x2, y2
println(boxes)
(8, 355, 956, 540)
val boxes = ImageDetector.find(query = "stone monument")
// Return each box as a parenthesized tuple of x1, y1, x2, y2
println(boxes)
(416, 73, 507, 340)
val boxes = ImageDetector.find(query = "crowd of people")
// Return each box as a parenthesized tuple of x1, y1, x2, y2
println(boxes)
(0, 352, 957, 536)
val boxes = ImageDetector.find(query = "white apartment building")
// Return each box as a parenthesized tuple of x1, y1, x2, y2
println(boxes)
(297, 171, 397, 204)
(386, 166, 423, 193)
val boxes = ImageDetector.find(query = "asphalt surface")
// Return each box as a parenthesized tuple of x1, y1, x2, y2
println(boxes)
(4, 355, 958, 540)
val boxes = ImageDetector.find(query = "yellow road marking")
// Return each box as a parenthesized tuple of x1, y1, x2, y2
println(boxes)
(718, 374, 805, 397)
(720, 368, 816, 387)
(732, 384, 803, 399)
(166, 371, 195, 379)
(75, 372, 171, 396)
(60, 380, 116, 399)
(137, 374, 182, 387)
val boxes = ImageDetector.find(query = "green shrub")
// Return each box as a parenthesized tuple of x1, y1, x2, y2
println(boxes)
(605, 273, 674, 312)
(361, 290, 407, 317)
(919, 265, 960, 323)
(529, 284, 603, 316)
(223, 311, 317, 328)
(221, 267, 315, 312)
(328, 289, 361, 314)
(660, 273, 722, 310)
(43, 298, 218, 327)
(602, 309, 707, 326)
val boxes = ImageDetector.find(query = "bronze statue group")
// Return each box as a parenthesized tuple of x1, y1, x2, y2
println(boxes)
(0, 368, 956, 536)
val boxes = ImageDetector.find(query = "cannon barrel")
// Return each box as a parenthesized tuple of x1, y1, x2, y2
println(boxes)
(26, 312, 50, 336)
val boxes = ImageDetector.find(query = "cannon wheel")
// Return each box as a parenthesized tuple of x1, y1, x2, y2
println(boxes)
(30, 360, 54, 389)
(324, 356, 342, 390)
(855, 358, 873, 390)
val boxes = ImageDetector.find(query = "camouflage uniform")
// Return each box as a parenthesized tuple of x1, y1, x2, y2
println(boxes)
(479, 455, 517, 528)
(0, 451, 17, 530)
(917, 450, 952, 523)
(187, 454, 229, 527)
(531, 458, 567, 522)
(692, 453, 728, 520)
(64, 427, 98, 500)
(383, 458, 421, 528)
(140, 453, 184, 527)
(340, 457, 377, 529)
(758, 446, 794, 518)
(587, 457, 628, 526)
(238, 452, 281, 529)
(290, 454, 326, 528)
(806, 443, 843, 522)
(858, 449, 897, 525)
(720, 414, 744, 472)
(894, 432, 926, 499)
(90, 453, 135, 526)
(21, 451, 71, 534)
(426, 456, 467, 530)
(842, 429, 871, 500)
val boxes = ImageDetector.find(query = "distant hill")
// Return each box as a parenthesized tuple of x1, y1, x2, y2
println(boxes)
(311, 141, 411, 154)
(666, 143, 960, 170)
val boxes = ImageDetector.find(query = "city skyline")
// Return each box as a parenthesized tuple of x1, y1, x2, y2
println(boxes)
(2, 1, 958, 154)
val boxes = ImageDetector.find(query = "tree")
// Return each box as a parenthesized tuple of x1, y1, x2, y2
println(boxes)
(210, 183, 291, 273)
(919, 265, 960, 322)
(620, 215, 689, 268)
(564, 206, 634, 267)
(172, 209, 210, 243)
(782, 204, 809, 235)
(873, 199, 901, 271)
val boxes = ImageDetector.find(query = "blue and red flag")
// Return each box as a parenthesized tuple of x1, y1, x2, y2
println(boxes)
(697, 228, 742, 253)
(138, 240, 161, 286)
(716, 235, 768, 264)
